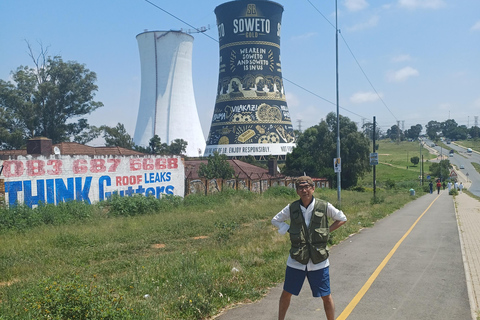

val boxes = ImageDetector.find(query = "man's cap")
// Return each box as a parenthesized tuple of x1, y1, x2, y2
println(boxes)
(296, 176, 314, 187)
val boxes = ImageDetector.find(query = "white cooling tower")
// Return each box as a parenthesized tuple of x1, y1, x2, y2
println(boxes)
(134, 31, 206, 157)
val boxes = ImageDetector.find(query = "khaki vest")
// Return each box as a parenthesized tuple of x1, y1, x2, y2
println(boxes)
(288, 198, 329, 265)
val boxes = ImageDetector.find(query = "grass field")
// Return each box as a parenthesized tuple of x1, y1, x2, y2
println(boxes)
(0, 139, 442, 319)
(0, 185, 427, 319)
(359, 140, 437, 190)
(455, 139, 480, 153)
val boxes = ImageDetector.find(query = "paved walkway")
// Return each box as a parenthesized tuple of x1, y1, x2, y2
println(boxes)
(454, 170, 480, 320)
(213, 167, 480, 319)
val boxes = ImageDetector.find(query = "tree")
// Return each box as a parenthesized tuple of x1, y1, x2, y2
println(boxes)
(426, 120, 441, 141)
(429, 159, 450, 181)
(441, 119, 458, 139)
(0, 44, 103, 148)
(0, 87, 25, 149)
(362, 122, 381, 141)
(283, 112, 371, 189)
(404, 124, 422, 140)
(101, 123, 135, 149)
(148, 135, 163, 154)
(386, 124, 403, 141)
(469, 126, 480, 139)
(168, 139, 188, 156)
(143, 135, 188, 155)
(73, 125, 102, 145)
(410, 156, 419, 166)
(198, 151, 234, 180)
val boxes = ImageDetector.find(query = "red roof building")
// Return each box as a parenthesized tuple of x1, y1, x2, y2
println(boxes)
(0, 137, 145, 159)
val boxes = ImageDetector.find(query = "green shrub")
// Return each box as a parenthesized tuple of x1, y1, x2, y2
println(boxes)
(385, 179, 396, 189)
(262, 186, 297, 198)
(104, 194, 182, 217)
(0, 201, 96, 232)
(370, 195, 385, 204)
(449, 188, 458, 196)
(350, 185, 366, 192)
(394, 181, 420, 190)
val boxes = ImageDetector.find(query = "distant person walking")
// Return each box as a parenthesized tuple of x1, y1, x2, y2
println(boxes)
(459, 182, 464, 193)
(442, 181, 446, 190)
(436, 180, 441, 194)
(271, 176, 347, 320)
(429, 181, 433, 194)
(455, 181, 459, 191)
(447, 181, 452, 192)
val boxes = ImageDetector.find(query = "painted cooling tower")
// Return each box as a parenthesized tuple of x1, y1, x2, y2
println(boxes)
(204, 0, 295, 159)
(134, 31, 206, 157)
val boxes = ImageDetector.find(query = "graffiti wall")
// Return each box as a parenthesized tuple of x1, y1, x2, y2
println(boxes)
(0, 155, 184, 207)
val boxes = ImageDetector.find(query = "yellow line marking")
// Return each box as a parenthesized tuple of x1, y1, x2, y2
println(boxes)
(336, 194, 441, 320)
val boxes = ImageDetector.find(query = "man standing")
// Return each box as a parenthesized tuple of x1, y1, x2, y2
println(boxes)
(271, 176, 347, 320)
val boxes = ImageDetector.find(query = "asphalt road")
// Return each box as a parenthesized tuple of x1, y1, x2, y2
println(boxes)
(215, 191, 470, 320)
(448, 144, 480, 197)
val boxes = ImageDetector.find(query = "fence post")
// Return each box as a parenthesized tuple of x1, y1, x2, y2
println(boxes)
(0, 179, 4, 206)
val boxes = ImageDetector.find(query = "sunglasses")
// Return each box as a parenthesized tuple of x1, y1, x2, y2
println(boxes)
(296, 185, 312, 191)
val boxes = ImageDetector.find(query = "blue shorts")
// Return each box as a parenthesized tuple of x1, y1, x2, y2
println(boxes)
(283, 266, 331, 297)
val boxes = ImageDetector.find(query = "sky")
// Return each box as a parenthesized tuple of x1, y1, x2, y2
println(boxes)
(1, 0, 480, 146)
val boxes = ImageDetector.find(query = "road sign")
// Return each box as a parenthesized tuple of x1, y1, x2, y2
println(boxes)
(450, 171, 457, 177)
(369, 152, 378, 166)
(334, 158, 341, 173)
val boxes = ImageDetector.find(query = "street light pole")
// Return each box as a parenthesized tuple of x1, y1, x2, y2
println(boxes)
(335, 0, 341, 204)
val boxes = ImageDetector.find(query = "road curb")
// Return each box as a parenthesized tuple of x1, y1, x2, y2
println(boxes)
(455, 195, 478, 320)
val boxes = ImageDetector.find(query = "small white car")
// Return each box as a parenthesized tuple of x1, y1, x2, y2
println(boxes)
(460, 165, 465, 169)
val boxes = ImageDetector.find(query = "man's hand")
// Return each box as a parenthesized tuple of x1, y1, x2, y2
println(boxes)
(329, 220, 346, 232)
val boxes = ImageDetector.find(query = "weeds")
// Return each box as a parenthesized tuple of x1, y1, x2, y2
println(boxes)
(0, 186, 421, 319)
(17, 275, 138, 319)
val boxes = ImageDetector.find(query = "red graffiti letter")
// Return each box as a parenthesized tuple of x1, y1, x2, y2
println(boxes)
(27, 160, 45, 176)
(73, 159, 88, 174)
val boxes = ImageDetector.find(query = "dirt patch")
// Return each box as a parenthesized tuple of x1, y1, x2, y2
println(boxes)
(193, 236, 209, 240)
(0, 279, 19, 287)
(151, 243, 166, 249)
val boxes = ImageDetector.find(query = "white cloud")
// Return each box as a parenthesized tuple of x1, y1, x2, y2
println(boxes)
(290, 32, 318, 41)
(347, 15, 379, 32)
(344, 0, 369, 12)
(391, 54, 412, 63)
(474, 97, 480, 107)
(471, 21, 480, 31)
(286, 91, 301, 107)
(387, 66, 419, 82)
(350, 91, 382, 104)
(398, 0, 446, 9)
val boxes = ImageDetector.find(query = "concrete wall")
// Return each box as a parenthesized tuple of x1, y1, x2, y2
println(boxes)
(134, 31, 206, 157)
(0, 155, 184, 207)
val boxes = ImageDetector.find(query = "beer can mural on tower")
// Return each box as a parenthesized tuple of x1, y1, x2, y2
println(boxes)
(204, 0, 296, 158)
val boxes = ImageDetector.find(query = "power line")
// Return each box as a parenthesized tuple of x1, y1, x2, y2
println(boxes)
(143, 0, 367, 121)
(339, 34, 398, 121)
(305, 0, 398, 122)
(143, 0, 218, 42)
(283, 77, 367, 119)
(143, 1, 395, 124)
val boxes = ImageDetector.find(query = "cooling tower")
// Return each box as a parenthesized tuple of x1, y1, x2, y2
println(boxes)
(134, 31, 206, 157)
(204, 0, 296, 159)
